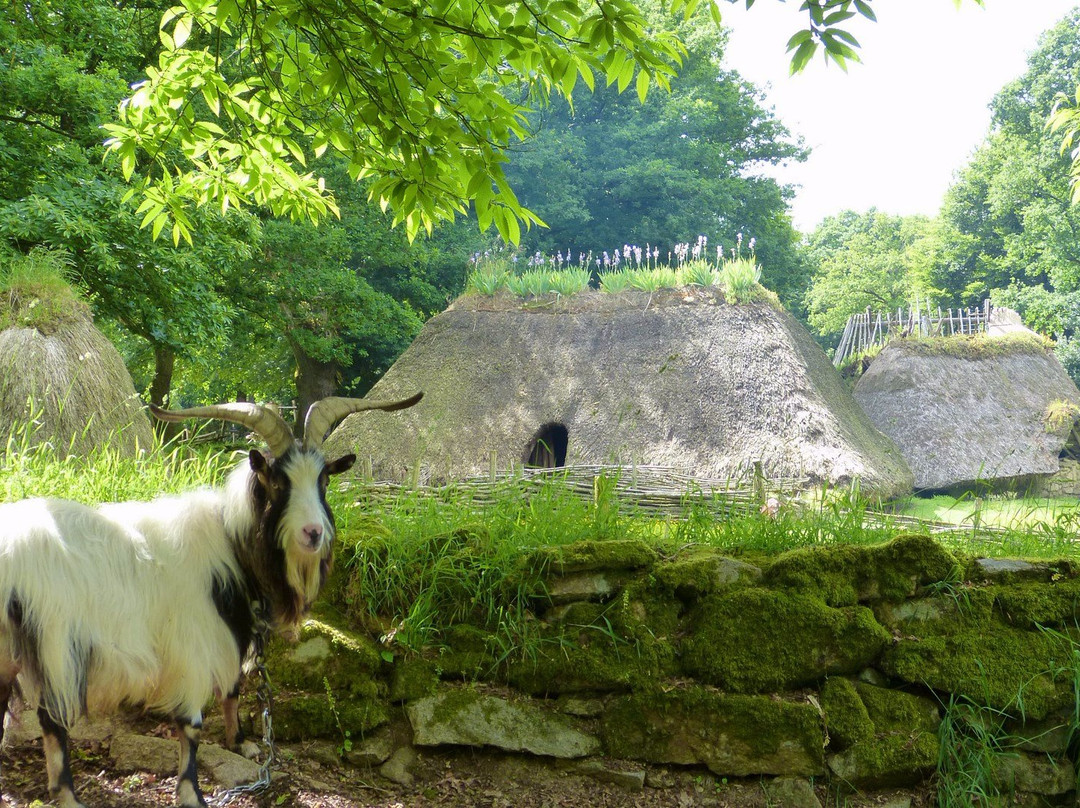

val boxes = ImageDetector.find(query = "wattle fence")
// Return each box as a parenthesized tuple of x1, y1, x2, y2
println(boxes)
(833, 299, 992, 368)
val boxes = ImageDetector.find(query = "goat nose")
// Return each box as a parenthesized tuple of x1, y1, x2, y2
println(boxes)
(302, 524, 323, 547)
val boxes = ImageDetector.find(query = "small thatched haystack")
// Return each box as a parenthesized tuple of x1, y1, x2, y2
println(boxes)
(0, 254, 153, 457)
(327, 289, 913, 498)
(853, 332, 1080, 491)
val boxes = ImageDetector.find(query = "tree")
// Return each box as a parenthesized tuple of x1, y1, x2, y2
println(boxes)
(501, 9, 809, 309)
(931, 8, 1080, 380)
(0, 0, 260, 415)
(804, 209, 935, 340)
(932, 10, 1080, 301)
(102, 0, 960, 242)
(1, 0, 474, 416)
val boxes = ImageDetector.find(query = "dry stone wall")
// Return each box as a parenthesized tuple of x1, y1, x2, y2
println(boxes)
(1041, 458, 1080, 497)
(266, 535, 1080, 806)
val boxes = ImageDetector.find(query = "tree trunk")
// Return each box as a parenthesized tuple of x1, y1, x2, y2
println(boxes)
(290, 339, 339, 442)
(149, 344, 180, 442)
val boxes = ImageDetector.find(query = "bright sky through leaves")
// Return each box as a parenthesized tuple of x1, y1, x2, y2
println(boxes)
(720, 0, 1078, 231)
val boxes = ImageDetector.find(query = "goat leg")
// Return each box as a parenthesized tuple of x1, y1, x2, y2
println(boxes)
(175, 714, 208, 807)
(38, 708, 83, 808)
(0, 678, 11, 806)
(222, 678, 244, 751)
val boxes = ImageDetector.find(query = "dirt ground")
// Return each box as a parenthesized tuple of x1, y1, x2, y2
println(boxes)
(0, 716, 933, 808)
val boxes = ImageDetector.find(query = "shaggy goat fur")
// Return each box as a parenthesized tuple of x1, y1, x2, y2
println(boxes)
(0, 393, 420, 807)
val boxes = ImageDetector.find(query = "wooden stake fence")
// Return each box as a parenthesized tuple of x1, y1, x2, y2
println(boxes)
(345, 463, 810, 518)
(833, 299, 992, 368)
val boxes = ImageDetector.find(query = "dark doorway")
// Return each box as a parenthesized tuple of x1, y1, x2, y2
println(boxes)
(525, 423, 569, 468)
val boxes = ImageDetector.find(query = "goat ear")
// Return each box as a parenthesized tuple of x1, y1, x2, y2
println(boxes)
(248, 449, 268, 473)
(325, 454, 356, 476)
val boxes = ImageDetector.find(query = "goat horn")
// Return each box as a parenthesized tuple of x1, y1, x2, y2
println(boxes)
(149, 402, 297, 457)
(303, 392, 423, 450)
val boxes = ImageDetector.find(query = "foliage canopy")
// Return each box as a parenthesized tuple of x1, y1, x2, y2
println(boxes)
(101, 0, 981, 243)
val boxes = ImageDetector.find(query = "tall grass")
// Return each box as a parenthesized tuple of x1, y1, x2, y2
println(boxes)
(463, 237, 768, 301)
(719, 256, 762, 303)
(336, 478, 652, 653)
(0, 412, 236, 504)
(0, 247, 88, 333)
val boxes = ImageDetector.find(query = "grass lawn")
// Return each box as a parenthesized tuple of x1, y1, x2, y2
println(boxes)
(891, 493, 1080, 530)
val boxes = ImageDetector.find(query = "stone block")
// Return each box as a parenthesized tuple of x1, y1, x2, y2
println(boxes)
(601, 688, 825, 777)
(407, 689, 600, 758)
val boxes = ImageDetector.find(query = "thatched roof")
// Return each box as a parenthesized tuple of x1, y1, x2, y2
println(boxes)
(852, 333, 1080, 491)
(327, 289, 913, 498)
(0, 293, 154, 458)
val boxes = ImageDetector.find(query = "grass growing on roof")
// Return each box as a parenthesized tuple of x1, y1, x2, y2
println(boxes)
(888, 331, 1053, 359)
(0, 247, 89, 334)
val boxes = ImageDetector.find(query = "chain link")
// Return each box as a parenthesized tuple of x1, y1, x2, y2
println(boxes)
(209, 602, 277, 807)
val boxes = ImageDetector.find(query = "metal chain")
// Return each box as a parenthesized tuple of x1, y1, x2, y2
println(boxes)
(209, 601, 277, 807)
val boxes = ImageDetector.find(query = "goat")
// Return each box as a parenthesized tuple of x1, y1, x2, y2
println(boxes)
(0, 392, 421, 808)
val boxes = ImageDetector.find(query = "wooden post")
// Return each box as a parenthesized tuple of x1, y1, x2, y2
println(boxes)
(836, 316, 854, 367)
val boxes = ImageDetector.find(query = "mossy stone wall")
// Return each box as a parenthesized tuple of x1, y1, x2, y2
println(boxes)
(265, 535, 1080, 804)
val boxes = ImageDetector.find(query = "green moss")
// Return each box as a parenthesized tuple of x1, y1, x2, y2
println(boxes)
(389, 657, 440, 702)
(507, 639, 667, 695)
(271, 691, 389, 742)
(262, 621, 394, 741)
(874, 589, 996, 636)
(855, 683, 939, 732)
(620, 579, 682, 642)
(820, 678, 874, 750)
(828, 732, 939, 789)
(765, 534, 960, 606)
(963, 558, 1072, 586)
(1045, 399, 1080, 433)
(888, 332, 1052, 360)
(651, 548, 762, 600)
(522, 539, 658, 575)
(441, 623, 494, 653)
(880, 623, 1077, 721)
(681, 588, 890, 692)
(825, 685, 940, 789)
(431, 625, 499, 680)
(993, 578, 1080, 628)
(601, 687, 825, 777)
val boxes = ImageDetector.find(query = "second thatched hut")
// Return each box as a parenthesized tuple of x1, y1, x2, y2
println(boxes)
(853, 329, 1080, 492)
(327, 289, 913, 498)
(0, 253, 153, 457)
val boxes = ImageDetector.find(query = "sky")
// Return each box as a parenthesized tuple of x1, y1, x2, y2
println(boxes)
(717, 0, 1078, 232)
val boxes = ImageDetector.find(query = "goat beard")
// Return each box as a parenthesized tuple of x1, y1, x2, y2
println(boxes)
(283, 541, 332, 619)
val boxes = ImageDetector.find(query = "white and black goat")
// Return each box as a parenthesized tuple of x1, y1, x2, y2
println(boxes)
(0, 392, 421, 808)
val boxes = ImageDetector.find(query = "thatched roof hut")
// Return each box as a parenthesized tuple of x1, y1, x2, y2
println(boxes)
(0, 261, 153, 457)
(852, 332, 1080, 491)
(327, 289, 913, 498)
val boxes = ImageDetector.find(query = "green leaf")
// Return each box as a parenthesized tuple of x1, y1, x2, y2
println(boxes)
(172, 13, 192, 48)
(616, 56, 635, 93)
(824, 10, 855, 25)
(789, 39, 817, 74)
(853, 0, 877, 22)
(635, 66, 650, 103)
(785, 29, 812, 51)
